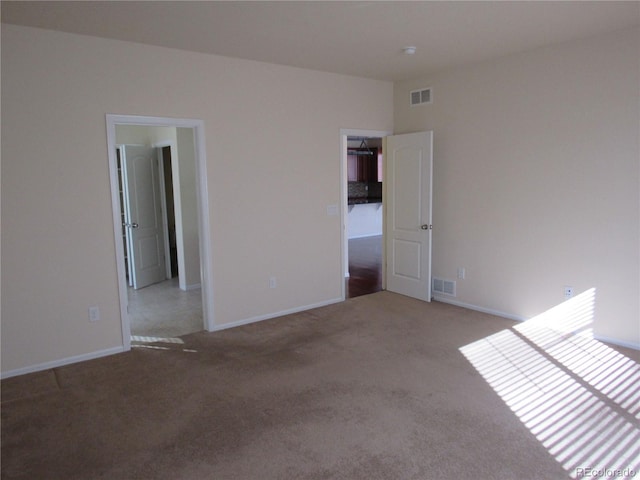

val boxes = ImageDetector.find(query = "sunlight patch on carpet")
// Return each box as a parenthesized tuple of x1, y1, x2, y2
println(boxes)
(460, 288, 640, 479)
(131, 344, 172, 351)
(131, 335, 185, 344)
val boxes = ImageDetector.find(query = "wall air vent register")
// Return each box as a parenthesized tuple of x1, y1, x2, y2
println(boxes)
(410, 88, 432, 106)
(432, 277, 456, 296)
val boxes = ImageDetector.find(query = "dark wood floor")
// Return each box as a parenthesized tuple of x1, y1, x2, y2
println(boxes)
(346, 235, 383, 298)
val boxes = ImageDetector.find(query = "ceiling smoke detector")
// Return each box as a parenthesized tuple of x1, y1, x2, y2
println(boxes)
(403, 46, 417, 55)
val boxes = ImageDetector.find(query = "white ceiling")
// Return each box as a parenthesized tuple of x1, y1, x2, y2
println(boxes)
(2, 1, 639, 81)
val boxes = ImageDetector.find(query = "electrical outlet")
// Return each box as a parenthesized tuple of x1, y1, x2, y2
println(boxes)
(457, 267, 466, 280)
(269, 276, 277, 289)
(564, 286, 574, 300)
(89, 306, 100, 322)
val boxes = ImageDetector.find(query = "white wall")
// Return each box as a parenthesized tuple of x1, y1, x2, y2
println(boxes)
(114, 124, 153, 145)
(175, 127, 200, 289)
(394, 27, 640, 347)
(1, 24, 393, 375)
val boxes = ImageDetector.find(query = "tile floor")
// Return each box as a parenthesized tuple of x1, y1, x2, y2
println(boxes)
(128, 278, 203, 339)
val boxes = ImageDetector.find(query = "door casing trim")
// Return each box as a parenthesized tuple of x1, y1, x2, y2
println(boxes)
(106, 114, 215, 351)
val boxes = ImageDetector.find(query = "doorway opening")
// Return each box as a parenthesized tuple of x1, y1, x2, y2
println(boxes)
(117, 140, 201, 340)
(107, 115, 214, 351)
(160, 146, 179, 279)
(340, 129, 391, 299)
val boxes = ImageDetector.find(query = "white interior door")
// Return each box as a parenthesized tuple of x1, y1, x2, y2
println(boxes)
(385, 131, 433, 301)
(122, 145, 167, 289)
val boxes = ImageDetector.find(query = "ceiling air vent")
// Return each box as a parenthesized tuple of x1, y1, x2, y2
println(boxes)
(410, 87, 432, 106)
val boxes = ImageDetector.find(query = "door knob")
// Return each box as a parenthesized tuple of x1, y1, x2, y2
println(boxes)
(131, 222, 139, 229)
(421, 224, 429, 230)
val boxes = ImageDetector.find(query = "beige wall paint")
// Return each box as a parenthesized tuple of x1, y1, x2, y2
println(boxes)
(1, 25, 393, 374)
(395, 27, 640, 347)
(175, 127, 200, 288)
(115, 124, 154, 146)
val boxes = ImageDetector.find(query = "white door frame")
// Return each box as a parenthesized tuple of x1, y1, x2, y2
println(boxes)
(106, 114, 215, 350)
(339, 128, 392, 300)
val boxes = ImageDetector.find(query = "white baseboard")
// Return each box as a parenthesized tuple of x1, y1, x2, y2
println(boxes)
(184, 283, 201, 291)
(433, 295, 640, 351)
(209, 297, 344, 333)
(432, 295, 527, 322)
(594, 335, 640, 351)
(5, 298, 635, 381)
(1, 346, 125, 380)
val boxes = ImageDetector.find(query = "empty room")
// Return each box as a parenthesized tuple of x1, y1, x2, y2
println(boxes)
(1, 2, 639, 479)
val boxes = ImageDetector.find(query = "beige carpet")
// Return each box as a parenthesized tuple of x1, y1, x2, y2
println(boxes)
(2, 292, 638, 480)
